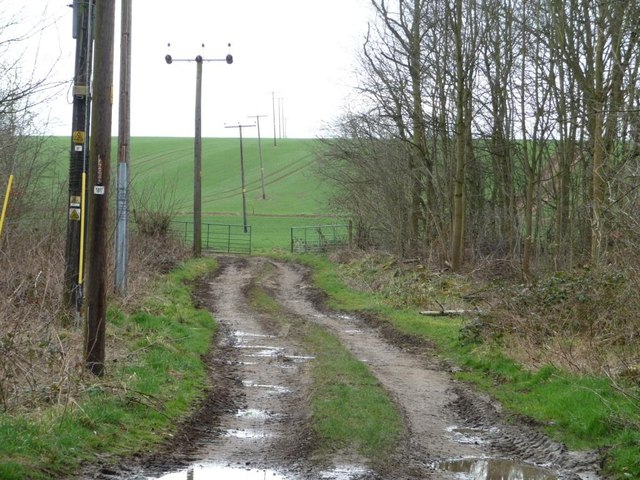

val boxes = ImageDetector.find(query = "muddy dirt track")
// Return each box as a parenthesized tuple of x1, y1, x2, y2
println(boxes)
(85, 256, 602, 480)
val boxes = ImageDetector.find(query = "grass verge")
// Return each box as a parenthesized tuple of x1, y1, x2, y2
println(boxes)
(0, 257, 217, 479)
(296, 254, 640, 480)
(245, 271, 403, 467)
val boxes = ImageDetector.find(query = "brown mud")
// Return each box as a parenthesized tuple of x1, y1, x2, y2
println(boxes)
(80, 256, 602, 480)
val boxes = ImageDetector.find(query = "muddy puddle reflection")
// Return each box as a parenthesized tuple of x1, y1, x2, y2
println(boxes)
(437, 457, 557, 479)
(151, 464, 290, 479)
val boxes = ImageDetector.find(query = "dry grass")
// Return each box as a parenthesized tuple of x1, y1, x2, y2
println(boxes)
(0, 224, 79, 413)
(0, 219, 190, 414)
(487, 263, 640, 379)
(334, 250, 640, 383)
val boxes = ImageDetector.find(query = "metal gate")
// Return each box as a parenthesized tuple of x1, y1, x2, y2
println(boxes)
(290, 224, 352, 253)
(171, 222, 252, 255)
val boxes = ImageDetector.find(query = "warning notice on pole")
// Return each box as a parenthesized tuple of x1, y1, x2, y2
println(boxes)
(73, 131, 85, 144)
(69, 208, 81, 221)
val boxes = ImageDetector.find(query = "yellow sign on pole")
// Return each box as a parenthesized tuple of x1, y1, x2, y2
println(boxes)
(73, 131, 85, 144)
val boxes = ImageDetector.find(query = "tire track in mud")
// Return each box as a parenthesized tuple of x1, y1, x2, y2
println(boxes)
(264, 258, 602, 480)
(83, 256, 602, 480)
(189, 256, 316, 474)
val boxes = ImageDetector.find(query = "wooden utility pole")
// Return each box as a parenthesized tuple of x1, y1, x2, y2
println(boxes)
(165, 46, 233, 257)
(271, 91, 277, 146)
(64, 0, 94, 310)
(115, 0, 132, 294)
(85, 0, 116, 376)
(225, 123, 255, 233)
(194, 56, 203, 256)
(278, 97, 284, 139)
(248, 114, 267, 199)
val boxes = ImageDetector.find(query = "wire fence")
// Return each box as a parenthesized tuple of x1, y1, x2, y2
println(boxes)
(290, 223, 352, 253)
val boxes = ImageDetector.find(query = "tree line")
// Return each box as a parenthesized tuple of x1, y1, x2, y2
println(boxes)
(318, 0, 640, 276)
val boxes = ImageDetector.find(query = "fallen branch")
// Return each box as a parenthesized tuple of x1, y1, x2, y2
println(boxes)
(419, 309, 476, 317)
(420, 299, 480, 317)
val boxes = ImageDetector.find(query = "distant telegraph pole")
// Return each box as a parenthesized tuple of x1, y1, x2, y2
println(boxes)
(165, 44, 233, 256)
(278, 97, 283, 139)
(115, 0, 132, 295)
(64, 0, 94, 311)
(248, 114, 267, 200)
(271, 91, 277, 147)
(225, 123, 255, 233)
(85, 0, 116, 377)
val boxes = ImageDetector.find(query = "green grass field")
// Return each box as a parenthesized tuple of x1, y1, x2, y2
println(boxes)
(130, 137, 331, 215)
(48, 136, 342, 252)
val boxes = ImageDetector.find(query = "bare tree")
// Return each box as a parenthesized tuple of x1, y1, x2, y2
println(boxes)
(320, 0, 640, 273)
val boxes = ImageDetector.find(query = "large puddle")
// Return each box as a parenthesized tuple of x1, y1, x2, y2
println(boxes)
(437, 457, 557, 479)
(150, 463, 372, 479)
(152, 464, 290, 479)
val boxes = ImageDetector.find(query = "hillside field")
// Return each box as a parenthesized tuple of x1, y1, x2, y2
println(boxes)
(48, 136, 341, 251)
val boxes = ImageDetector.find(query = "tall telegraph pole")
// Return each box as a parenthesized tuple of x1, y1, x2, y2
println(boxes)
(194, 56, 203, 256)
(271, 91, 277, 147)
(248, 114, 267, 200)
(64, 0, 94, 310)
(225, 123, 255, 233)
(165, 45, 233, 256)
(115, 0, 132, 295)
(85, 0, 116, 376)
(278, 97, 283, 139)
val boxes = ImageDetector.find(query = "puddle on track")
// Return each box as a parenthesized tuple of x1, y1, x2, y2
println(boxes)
(223, 428, 272, 439)
(319, 465, 371, 479)
(242, 351, 284, 358)
(152, 464, 291, 479)
(233, 331, 276, 339)
(235, 408, 276, 419)
(437, 457, 558, 480)
(241, 380, 291, 394)
(284, 354, 315, 361)
(236, 345, 284, 356)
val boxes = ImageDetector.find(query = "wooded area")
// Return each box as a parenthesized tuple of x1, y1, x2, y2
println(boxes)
(319, 0, 640, 275)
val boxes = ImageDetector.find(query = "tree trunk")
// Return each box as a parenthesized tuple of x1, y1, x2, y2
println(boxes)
(451, 0, 466, 271)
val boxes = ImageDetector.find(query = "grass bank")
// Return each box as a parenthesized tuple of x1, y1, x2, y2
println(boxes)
(296, 254, 640, 480)
(245, 268, 403, 468)
(0, 258, 217, 479)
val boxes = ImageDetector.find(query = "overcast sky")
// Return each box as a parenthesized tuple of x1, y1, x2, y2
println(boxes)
(11, 1, 371, 138)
